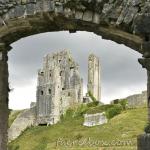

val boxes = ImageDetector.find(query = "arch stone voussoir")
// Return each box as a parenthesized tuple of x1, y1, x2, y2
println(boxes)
(0, 0, 150, 150)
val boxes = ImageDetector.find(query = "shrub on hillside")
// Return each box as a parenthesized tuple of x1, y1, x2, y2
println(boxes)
(144, 123, 150, 133)
(87, 101, 99, 107)
(63, 108, 74, 119)
(8, 145, 19, 150)
(86, 104, 116, 114)
(119, 99, 128, 110)
(86, 106, 103, 114)
(99, 104, 115, 111)
(73, 104, 88, 118)
(106, 104, 122, 119)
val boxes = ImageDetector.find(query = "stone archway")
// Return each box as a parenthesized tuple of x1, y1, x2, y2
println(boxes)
(0, 0, 150, 150)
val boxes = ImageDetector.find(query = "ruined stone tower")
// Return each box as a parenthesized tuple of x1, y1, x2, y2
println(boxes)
(87, 54, 101, 101)
(36, 50, 83, 125)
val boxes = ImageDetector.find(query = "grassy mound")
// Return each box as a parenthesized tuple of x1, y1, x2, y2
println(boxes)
(8, 106, 148, 150)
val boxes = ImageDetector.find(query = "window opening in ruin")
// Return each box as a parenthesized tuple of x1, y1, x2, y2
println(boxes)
(70, 67, 74, 70)
(68, 92, 71, 96)
(59, 60, 61, 63)
(78, 90, 80, 99)
(60, 98, 62, 104)
(48, 89, 51, 94)
(41, 91, 44, 95)
(60, 71, 62, 76)
(83, 98, 86, 103)
(62, 88, 65, 90)
(39, 124, 47, 126)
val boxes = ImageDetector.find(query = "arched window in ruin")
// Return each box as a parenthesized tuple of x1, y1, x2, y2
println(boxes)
(41, 71, 44, 76)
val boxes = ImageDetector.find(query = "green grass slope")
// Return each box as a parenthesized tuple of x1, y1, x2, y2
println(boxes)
(8, 107, 148, 150)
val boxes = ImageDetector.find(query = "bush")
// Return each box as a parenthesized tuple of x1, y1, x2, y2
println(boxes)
(106, 104, 122, 119)
(73, 104, 88, 118)
(144, 123, 150, 133)
(119, 99, 128, 110)
(63, 108, 74, 119)
(87, 101, 99, 107)
(86, 106, 103, 114)
(99, 104, 115, 111)
(86, 104, 116, 115)
(8, 145, 19, 150)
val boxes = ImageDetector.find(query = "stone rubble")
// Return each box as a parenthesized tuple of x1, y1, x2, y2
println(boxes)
(83, 112, 107, 127)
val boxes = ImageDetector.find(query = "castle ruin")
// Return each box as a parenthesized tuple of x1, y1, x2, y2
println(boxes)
(87, 54, 101, 101)
(36, 50, 83, 125)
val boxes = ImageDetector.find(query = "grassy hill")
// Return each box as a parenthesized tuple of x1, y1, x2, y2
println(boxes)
(8, 106, 148, 150)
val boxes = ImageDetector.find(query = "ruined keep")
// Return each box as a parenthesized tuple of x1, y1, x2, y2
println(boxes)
(88, 54, 101, 101)
(36, 50, 83, 125)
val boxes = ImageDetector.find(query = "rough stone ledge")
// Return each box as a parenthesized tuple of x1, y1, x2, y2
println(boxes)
(137, 134, 150, 150)
(138, 58, 150, 71)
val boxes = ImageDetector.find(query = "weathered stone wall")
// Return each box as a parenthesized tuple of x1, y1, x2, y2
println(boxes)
(8, 107, 36, 142)
(148, 71, 150, 122)
(126, 91, 147, 108)
(111, 91, 147, 108)
(0, 0, 149, 38)
(138, 55, 150, 150)
(83, 112, 107, 127)
(0, 45, 9, 150)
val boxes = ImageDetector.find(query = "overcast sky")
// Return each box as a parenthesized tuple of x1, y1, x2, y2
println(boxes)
(8, 31, 147, 110)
